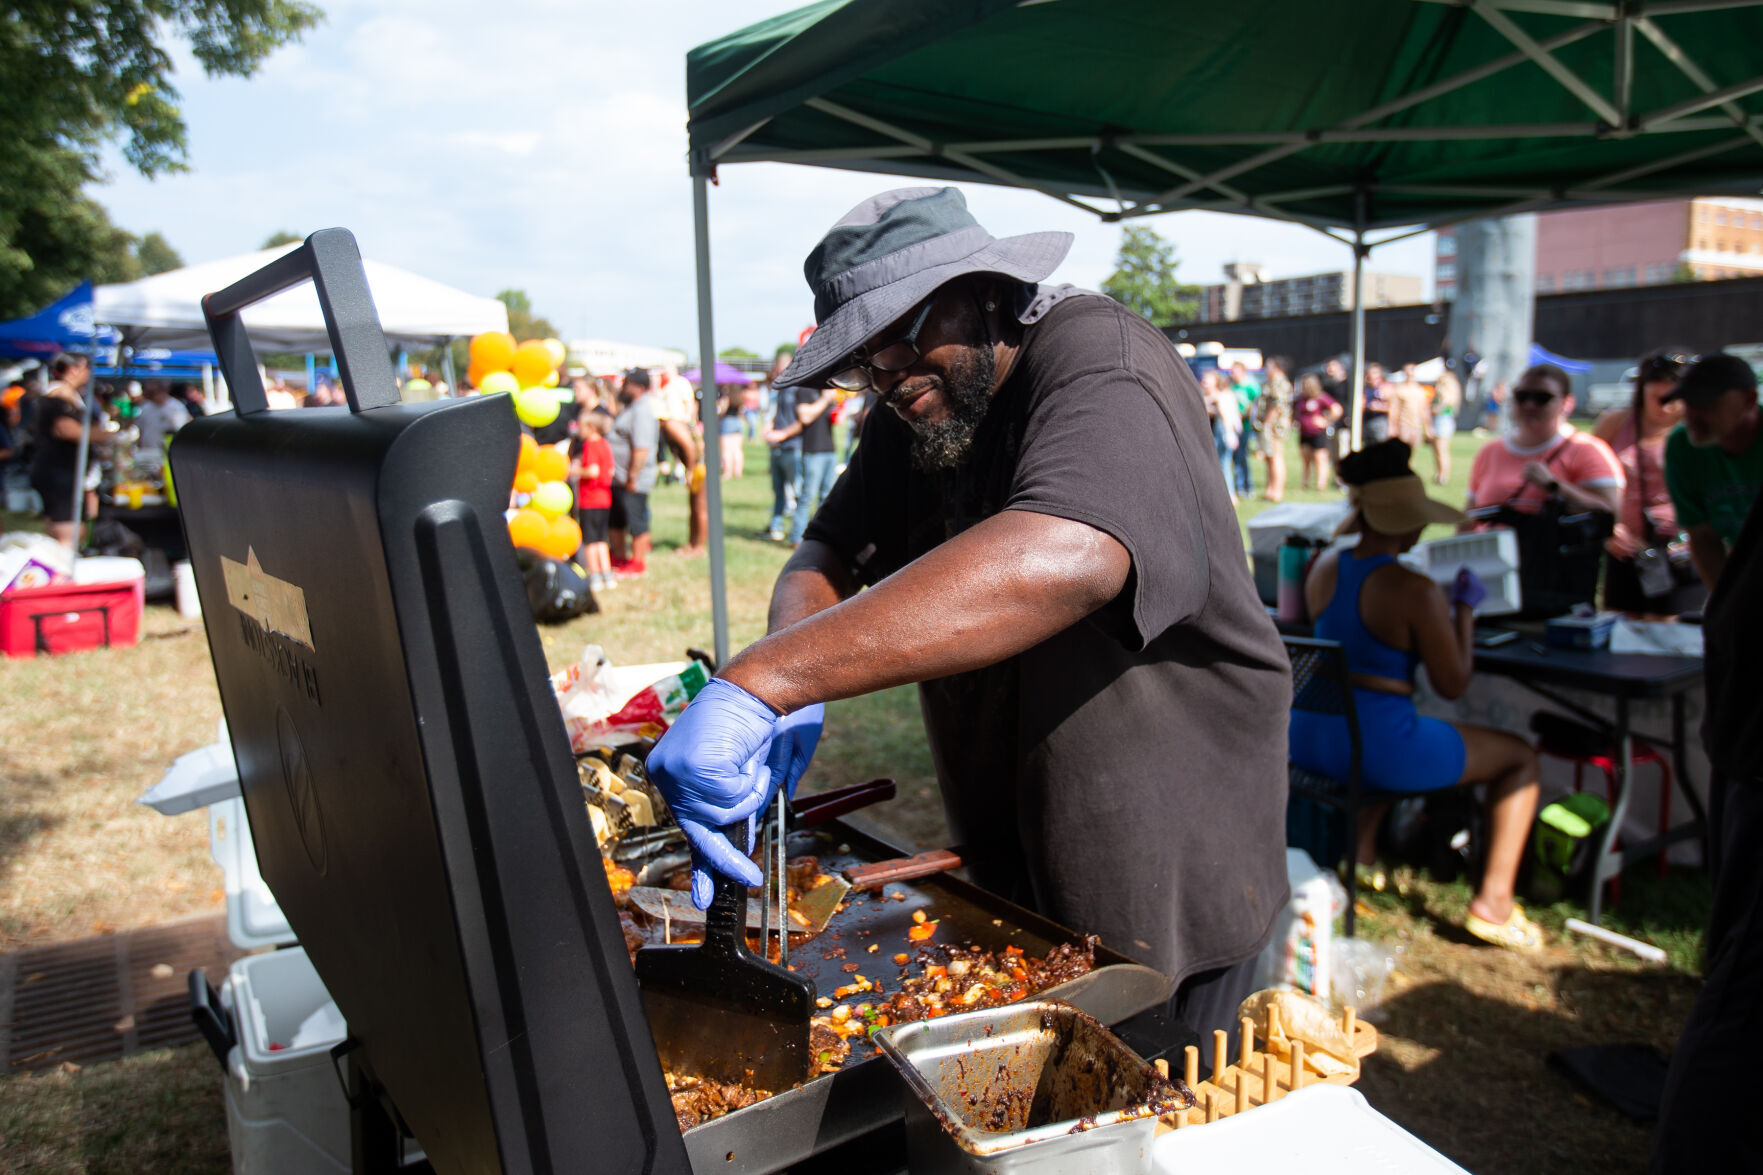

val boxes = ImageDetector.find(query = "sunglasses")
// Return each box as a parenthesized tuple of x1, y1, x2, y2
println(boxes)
(1512, 388, 1559, 407)
(829, 296, 939, 392)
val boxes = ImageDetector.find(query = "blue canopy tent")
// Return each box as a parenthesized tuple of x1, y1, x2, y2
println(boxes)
(0, 283, 119, 359)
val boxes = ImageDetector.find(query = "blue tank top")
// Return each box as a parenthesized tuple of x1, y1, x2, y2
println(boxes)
(1315, 550, 1417, 681)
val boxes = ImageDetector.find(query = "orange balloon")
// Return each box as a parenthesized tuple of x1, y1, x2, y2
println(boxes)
(544, 515, 582, 560)
(517, 433, 538, 476)
(511, 339, 555, 388)
(471, 331, 517, 372)
(508, 508, 548, 550)
(513, 470, 539, 495)
(466, 362, 489, 389)
(532, 445, 568, 483)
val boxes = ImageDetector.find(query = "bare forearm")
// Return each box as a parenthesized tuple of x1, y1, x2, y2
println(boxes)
(720, 511, 1130, 714)
(1556, 480, 1619, 515)
(767, 541, 857, 633)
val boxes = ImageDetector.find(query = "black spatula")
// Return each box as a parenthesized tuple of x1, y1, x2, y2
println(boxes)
(636, 823, 816, 1093)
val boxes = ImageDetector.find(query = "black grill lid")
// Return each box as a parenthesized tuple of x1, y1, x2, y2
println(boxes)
(173, 229, 688, 1174)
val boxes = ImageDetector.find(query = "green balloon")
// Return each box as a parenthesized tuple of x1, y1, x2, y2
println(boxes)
(531, 480, 572, 518)
(479, 370, 520, 397)
(513, 385, 561, 428)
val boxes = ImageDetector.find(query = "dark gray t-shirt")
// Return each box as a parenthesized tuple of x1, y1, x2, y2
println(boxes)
(805, 292, 1290, 985)
(610, 393, 661, 493)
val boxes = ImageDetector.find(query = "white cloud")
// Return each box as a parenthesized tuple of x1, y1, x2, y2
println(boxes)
(94, 1, 1434, 355)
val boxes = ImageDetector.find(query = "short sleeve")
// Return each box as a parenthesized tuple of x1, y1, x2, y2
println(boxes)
(1005, 374, 1209, 648)
(1567, 434, 1624, 488)
(634, 402, 660, 451)
(1665, 427, 1708, 530)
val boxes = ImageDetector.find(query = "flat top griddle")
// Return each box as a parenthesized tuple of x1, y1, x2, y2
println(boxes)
(658, 819, 1170, 1175)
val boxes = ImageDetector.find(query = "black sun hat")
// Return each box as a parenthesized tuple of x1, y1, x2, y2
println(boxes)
(775, 187, 1072, 390)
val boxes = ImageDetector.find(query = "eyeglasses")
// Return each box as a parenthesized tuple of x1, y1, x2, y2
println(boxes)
(829, 296, 938, 392)
(1640, 352, 1696, 379)
(1512, 388, 1558, 407)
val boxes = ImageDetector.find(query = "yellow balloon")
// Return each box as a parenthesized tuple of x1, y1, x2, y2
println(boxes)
(512, 340, 555, 388)
(513, 385, 561, 428)
(513, 470, 539, 495)
(480, 370, 519, 397)
(541, 369, 559, 388)
(532, 446, 568, 483)
(542, 338, 567, 368)
(544, 515, 582, 561)
(531, 480, 572, 519)
(508, 508, 548, 550)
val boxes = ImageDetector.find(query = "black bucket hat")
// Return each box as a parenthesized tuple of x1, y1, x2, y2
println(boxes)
(776, 187, 1072, 389)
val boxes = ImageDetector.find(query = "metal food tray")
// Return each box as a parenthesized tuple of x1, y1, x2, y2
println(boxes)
(673, 819, 1171, 1175)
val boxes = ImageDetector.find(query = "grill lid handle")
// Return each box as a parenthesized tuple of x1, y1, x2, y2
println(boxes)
(200, 228, 400, 418)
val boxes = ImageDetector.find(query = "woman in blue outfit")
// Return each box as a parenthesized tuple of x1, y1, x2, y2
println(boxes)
(1289, 441, 1544, 951)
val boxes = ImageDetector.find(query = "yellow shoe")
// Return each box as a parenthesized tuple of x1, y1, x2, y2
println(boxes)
(1463, 906, 1545, 953)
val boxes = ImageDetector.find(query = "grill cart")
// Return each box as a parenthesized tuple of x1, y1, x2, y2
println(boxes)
(170, 230, 1185, 1174)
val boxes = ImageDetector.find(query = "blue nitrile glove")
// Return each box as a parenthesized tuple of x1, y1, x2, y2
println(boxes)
(766, 703, 825, 803)
(1450, 566, 1488, 611)
(646, 678, 781, 908)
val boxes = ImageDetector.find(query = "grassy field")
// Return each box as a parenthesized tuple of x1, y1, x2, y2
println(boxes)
(0, 427, 1707, 1174)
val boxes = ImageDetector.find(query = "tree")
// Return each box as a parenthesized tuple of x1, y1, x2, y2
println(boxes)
(774, 342, 798, 357)
(718, 346, 759, 360)
(1101, 226, 1200, 326)
(1, 0, 320, 318)
(136, 232, 184, 275)
(262, 230, 303, 248)
(494, 289, 558, 342)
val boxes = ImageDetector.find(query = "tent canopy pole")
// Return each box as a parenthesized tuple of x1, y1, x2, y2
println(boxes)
(692, 160, 731, 668)
(1348, 241, 1369, 452)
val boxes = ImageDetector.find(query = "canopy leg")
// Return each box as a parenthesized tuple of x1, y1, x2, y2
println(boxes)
(1349, 230, 1368, 453)
(692, 161, 730, 667)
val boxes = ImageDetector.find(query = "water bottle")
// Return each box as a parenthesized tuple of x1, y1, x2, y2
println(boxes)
(1277, 535, 1311, 623)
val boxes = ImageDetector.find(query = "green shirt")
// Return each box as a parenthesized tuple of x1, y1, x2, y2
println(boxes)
(1233, 379, 1259, 420)
(1664, 422, 1763, 548)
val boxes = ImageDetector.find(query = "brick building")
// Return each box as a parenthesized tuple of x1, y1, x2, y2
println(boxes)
(1435, 197, 1763, 299)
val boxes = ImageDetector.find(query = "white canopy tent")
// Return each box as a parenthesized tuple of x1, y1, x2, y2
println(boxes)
(95, 243, 509, 352)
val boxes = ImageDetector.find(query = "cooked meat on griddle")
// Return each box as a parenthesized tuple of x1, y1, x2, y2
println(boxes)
(815, 936, 1099, 1041)
(666, 1075, 772, 1131)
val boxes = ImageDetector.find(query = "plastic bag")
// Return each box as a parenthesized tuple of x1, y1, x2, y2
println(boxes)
(1253, 849, 1347, 1001)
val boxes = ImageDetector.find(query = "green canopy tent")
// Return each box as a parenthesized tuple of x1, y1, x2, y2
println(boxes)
(684, 0, 1763, 658)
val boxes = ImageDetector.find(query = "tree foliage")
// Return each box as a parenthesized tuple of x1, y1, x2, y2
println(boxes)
(135, 231, 183, 275)
(262, 230, 302, 248)
(718, 346, 759, 360)
(1101, 226, 1200, 327)
(495, 288, 558, 342)
(0, 0, 321, 317)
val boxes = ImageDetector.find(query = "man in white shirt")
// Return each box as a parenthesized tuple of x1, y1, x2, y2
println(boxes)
(135, 381, 191, 469)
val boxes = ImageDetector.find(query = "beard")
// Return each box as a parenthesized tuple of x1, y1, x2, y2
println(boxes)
(906, 343, 996, 471)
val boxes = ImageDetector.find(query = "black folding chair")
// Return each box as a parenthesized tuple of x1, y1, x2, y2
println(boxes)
(1283, 635, 1381, 937)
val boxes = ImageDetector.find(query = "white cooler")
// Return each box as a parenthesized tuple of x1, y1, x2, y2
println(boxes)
(220, 947, 350, 1174)
(143, 727, 427, 1174)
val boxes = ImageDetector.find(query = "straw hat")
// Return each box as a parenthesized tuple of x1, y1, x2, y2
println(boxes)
(1347, 475, 1467, 534)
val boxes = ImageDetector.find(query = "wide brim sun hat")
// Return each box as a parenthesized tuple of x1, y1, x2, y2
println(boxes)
(1350, 475, 1468, 533)
(776, 187, 1072, 390)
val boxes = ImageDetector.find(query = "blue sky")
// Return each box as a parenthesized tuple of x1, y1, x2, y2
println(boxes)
(95, 0, 1435, 357)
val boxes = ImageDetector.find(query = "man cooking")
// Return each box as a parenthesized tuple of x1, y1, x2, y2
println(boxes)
(646, 188, 1291, 1037)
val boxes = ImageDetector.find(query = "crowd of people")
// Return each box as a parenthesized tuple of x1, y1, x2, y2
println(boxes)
(2, 355, 213, 547)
